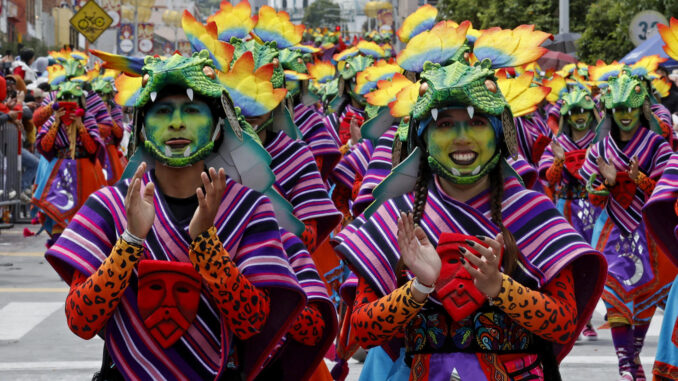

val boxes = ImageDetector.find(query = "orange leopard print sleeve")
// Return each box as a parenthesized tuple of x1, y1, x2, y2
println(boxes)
(332, 184, 353, 224)
(40, 125, 59, 153)
(545, 159, 564, 186)
(65, 238, 144, 339)
(288, 304, 326, 346)
(351, 277, 425, 347)
(634, 172, 656, 196)
(77, 123, 99, 155)
(33, 105, 53, 128)
(493, 266, 577, 344)
(300, 220, 319, 253)
(351, 173, 363, 201)
(189, 226, 271, 340)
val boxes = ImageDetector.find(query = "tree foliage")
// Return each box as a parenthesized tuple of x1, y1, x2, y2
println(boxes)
(436, 0, 677, 64)
(302, 0, 342, 29)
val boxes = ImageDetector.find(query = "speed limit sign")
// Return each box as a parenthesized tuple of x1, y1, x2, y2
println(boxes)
(629, 10, 669, 47)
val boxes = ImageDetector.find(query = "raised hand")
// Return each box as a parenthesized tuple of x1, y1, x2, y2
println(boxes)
(461, 234, 504, 298)
(349, 115, 362, 145)
(124, 162, 155, 239)
(189, 167, 227, 240)
(629, 155, 640, 181)
(551, 140, 565, 161)
(397, 212, 440, 288)
(596, 156, 617, 186)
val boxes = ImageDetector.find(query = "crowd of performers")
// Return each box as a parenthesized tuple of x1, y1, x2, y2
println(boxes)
(24, 2, 678, 380)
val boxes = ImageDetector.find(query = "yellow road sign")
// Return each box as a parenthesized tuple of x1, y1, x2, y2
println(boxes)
(70, 1, 113, 43)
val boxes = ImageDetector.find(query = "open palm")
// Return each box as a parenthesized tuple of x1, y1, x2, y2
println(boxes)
(397, 212, 440, 286)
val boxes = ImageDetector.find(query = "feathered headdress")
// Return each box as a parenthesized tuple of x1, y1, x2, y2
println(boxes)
(182, 10, 235, 71)
(397, 4, 438, 43)
(495, 70, 550, 117)
(472, 25, 552, 68)
(658, 17, 678, 61)
(207, 0, 256, 42)
(217, 52, 287, 117)
(252, 6, 304, 49)
(354, 60, 403, 95)
(397, 21, 471, 73)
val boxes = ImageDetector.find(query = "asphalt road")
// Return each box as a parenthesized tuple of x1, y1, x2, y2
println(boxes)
(0, 223, 663, 380)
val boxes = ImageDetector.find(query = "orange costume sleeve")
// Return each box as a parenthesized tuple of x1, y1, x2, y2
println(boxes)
(78, 123, 99, 155)
(300, 220, 319, 253)
(351, 278, 425, 347)
(545, 159, 564, 186)
(288, 303, 326, 346)
(40, 124, 59, 153)
(332, 184, 353, 224)
(492, 266, 577, 344)
(634, 172, 656, 196)
(33, 104, 54, 128)
(189, 226, 271, 340)
(65, 238, 144, 339)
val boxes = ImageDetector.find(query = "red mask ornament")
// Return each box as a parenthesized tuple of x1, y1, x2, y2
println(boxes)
(434, 233, 503, 322)
(137, 260, 202, 348)
(564, 149, 587, 180)
(532, 134, 552, 165)
(57, 101, 79, 126)
(609, 171, 637, 209)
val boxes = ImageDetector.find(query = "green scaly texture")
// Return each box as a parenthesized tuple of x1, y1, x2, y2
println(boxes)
(231, 38, 285, 89)
(56, 81, 84, 99)
(339, 55, 374, 80)
(279, 49, 307, 73)
(559, 88, 595, 115)
(91, 77, 114, 95)
(412, 60, 507, 120)
(601, 71, 647, 110)
(57, 58, 86, 79)
(135, 51, 224, 109)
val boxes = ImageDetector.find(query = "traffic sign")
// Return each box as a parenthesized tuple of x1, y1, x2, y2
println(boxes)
(629, 10, 669, 47)
(70, 1, 114, 43)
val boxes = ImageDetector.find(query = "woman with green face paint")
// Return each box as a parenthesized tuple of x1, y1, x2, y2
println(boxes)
(580, 72, 677, 381)
(334, 60, 606, 381)
(539, 89, 602, 342)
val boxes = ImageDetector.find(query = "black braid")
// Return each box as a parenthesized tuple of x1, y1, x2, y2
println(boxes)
(396, 158, 430, 287)
(488, 163, 519, 276)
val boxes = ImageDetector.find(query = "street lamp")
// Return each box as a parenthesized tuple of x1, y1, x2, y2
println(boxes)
(162, 9, 182, 50)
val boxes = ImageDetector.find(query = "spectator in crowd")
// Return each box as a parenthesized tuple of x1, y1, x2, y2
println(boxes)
(12, 49, 37, 84)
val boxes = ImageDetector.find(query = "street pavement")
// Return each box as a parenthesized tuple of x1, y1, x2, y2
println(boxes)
(0, 223, 665, 380)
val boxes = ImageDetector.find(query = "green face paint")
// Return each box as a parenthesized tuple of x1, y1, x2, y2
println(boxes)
(567, 110, 592, 131)
(426, 108, 497, 183)
(143, 94, 216, 167)
(612, 108, 641, 132)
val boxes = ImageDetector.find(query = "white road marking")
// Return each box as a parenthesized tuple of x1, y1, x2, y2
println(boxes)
(0, 302, 63, 341)
(0, 361, 100, 371)
(561, 356, 655, 365)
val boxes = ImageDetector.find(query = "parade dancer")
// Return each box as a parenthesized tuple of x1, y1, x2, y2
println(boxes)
(91, 69, 127, 185)
(48, 50, 308, 380)
(580, 70, 678, 381)
(32, 79, 107, 246)
(333, 25, 606, 380)
(539, 88, 602, 340)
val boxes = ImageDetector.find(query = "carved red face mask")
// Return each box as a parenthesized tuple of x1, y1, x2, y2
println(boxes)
(564, 149, 587, 180)
(434, 233, 503, 322)
(137, 260, 202, 348)
(58, 102, 79, 126)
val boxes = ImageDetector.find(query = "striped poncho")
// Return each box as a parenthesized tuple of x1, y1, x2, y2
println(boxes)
(352, 125, 398, 216)
(45, 173, 305, 380)
(334, 174, 606, 362)
(266, 130, 342, 242)
(293, 103, 341, 180)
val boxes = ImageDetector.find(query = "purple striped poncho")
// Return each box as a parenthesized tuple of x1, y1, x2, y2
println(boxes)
(539, 130, 600, 243)
(507, 154, 538, 190)
(265, 131, 342, 242)
(35, 112, 103, 159)
(580, 126, 674, 323)
(109, 103, 125, 131)
(272, 230, 337, 380)
(45, 173, 306, 380)
(333, 175, 606, 362)
(643, 153, 678, 266)
(293, 103, 341, 180)
(330, 139, 373, 190)
(515, 115, 553, 167)
(352, 125, 398, 216)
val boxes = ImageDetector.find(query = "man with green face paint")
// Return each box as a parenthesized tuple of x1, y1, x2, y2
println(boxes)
(580, 71, 677, 381)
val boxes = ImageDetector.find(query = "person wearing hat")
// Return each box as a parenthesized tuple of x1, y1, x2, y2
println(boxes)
(12, 48, 37, 84)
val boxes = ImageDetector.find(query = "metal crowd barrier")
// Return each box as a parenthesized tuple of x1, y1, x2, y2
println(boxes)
(0, 121, 21, 228)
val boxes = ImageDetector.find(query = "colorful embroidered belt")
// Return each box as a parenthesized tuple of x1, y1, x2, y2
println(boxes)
(404, 306, 538, 355)
(554, 183, 587, 200)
